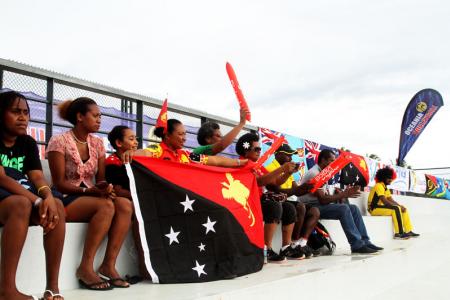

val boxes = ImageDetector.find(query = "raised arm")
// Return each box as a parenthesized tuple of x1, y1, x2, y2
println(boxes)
(210, 109, 247, 155)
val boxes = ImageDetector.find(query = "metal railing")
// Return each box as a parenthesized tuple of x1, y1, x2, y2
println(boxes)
(0, 58, 257, 157)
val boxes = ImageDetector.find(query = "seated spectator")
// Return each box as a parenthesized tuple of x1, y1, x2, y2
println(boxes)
(106, 125, 148, 280)
(265, 144, 320, 258)
(368, 167, 419, 239)
(298, 149, 383, 254)
(0, 91, 66, 300)
(124, 119, 247, 167)
(236, 133, 309, 262)
(193, 108, 248, 155)
(47, 98, 133, 290)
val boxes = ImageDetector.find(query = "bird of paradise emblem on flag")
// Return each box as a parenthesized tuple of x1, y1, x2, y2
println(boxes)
(221, 173, 255, 226)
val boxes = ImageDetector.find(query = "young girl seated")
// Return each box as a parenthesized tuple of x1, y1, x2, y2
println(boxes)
(0, 91, 66, 300)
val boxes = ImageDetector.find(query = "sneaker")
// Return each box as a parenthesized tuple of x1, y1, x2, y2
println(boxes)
(267, 248, 286, 263)
(351, 245, 378, 254)
(366, 243, 384, 251)
(280, 245, 305, 260)
(406, 231, 420, 238)
(300, 245, 313, 259)
(394, 233, 410, 240)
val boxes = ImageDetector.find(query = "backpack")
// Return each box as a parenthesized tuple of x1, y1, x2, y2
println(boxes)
(307, 222, 336, 255)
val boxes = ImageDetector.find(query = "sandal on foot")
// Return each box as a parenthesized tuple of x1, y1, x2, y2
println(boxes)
(78, 278, 113, 291)
(99, 273, 130, 288)
(43, 290, 64, 299)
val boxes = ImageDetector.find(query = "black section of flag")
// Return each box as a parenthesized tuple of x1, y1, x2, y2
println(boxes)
(130, 162, 263, 283)
(339, 162, 367, 188)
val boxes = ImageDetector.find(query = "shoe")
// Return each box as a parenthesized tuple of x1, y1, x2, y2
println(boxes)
(280, 245, 305, 260)
(351, 245, 378, 254)
(267, 248, 286, 263)
(394, 233, 410, 240)
(366, 243, 384, 251)
(406, 231, 420, 238)
(300, 245, 313, 259)
(78, 278, 113, 291)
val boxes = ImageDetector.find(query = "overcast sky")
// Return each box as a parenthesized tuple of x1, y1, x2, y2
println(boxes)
(1, 0, 449, 176)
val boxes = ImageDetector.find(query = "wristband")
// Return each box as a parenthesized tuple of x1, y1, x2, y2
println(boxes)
(34, 197, 43, 207)
(237, 159, 241, 166)
(37, 185, 50, 196)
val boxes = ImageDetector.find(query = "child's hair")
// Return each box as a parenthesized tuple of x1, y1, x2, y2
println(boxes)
(154, 119, 182, 139)
(197, 122, 220, 145)
(58, 97, 97, 125)
(375, 167, 397, 183)
(0, 91, 29, 128)
(108, 125, 130, 150)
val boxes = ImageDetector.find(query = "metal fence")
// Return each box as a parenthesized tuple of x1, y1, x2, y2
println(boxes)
(0, 58, 256, 158)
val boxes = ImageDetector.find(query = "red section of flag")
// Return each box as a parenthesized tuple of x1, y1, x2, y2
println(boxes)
(253, 135, 286, 170)
(226, 62, 251, 121)
(132, 156, 264, 248)
(156, 99, 168, 133)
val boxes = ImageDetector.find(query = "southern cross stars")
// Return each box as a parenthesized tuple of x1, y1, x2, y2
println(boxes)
(180, 194, 195, 212)
(165, 226, 180, 245)
(192, 260, 207, 277)
(202, 217, 217, 234)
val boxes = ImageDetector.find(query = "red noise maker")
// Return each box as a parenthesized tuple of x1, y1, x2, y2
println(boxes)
(253, 135, 286, 170)
(226, 62, 251, 121)
(156, 98, 168, 133)
(309, 152, 369, 193)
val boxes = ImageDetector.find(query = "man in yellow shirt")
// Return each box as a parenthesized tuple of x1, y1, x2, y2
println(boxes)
(368, 167, 419, 239)
(266, 144, 320, 258)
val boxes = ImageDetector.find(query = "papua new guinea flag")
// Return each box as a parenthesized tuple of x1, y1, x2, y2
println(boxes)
(126, 156, 264, 283)
(398, 89, 444, 164)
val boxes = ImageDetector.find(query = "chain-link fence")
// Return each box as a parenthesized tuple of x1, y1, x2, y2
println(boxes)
(0, 59, 256, 159)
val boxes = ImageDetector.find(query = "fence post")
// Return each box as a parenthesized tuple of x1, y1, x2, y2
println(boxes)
(0, 68, 3, 89)
(136, 100, 143, 148)
(45, 78, 54, 144)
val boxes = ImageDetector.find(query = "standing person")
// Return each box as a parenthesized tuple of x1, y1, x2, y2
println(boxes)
(236, 133, 311, 262)
(265, 144, 320, 258)
(299, 149, 383, 254)
(368, 167, 419, 239)
(47, 97, 133, 290)
(0, 91, 65, 300)
(193, 108, 248, 155)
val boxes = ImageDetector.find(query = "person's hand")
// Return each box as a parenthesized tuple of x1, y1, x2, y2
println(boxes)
(39, 195, 59, 234)
(400, 205, 407, 213)
(122, 149, 135, 164)
(239, 108, 249, 124)
(282, 162, 298, 174)
(295, 182, 314, 196)
(345, 186, 361, 198)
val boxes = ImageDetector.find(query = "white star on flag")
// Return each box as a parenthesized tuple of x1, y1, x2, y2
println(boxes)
(356, 174, 360, 181)
(192, 260, 207, 277)
(202, 217, 217, 234)
(180, 195, 195, 212)
(165, 226, 180, 245)
(198, 243, 206, 252)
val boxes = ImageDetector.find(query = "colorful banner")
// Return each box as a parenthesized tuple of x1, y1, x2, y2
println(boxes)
(259, 128, 306, 182)
(398, 89, 444, 164)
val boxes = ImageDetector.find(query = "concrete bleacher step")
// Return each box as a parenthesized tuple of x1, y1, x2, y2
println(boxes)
(59, 232, 449, 300)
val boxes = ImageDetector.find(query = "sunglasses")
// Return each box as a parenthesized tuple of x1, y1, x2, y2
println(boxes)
(250, 146, 262, 152)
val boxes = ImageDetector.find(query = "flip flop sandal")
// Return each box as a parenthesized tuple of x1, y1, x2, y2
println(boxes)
(99, 273, 130, 288)
(78, 278, 113, 291)
(43, 290, 64, 299)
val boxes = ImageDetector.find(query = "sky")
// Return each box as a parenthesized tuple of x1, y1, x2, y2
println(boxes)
(1, 0, 450, 177)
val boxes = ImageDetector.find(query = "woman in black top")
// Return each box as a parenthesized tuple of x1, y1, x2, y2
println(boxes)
(0, 91, 66, 300)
